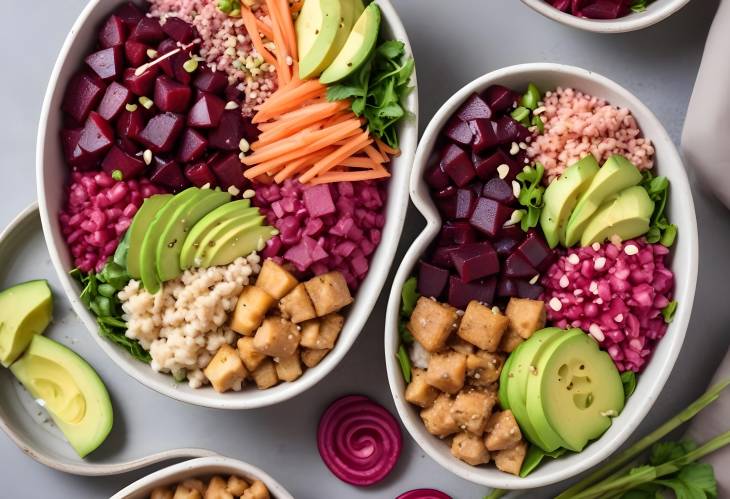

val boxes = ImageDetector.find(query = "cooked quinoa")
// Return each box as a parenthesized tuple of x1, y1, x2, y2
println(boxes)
(118, 254, 261, 388)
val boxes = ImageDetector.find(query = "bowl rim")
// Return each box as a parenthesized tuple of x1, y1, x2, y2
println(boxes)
(520, 0, 691, 33)
(36, 0, 418, 409)
(384, 62, 698, 489)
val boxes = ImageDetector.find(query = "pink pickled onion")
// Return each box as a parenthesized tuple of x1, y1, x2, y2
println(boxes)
(397, 489, 452, 499)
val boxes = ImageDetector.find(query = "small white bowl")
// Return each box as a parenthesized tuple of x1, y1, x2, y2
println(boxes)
(384, 63, 698, 489)
(521, 0, 690, 33)
(36, 0, 417, 409)
(111, 456, 293, 499)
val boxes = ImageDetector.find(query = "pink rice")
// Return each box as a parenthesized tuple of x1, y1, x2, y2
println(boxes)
(528, 87, 655, 181)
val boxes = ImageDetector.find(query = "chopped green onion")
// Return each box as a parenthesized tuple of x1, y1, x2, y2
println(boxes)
(125, 103, 138, 112)
(139, 96, 154, 109)
(397, 345, 412, 383)
(531, 114, 544, 133)
(660, 224, 677, 247)
(662, 300, 678, 323)
(183, 57, 199, 73)
(521, 83, 541, 110)
(621, 371, 637, 398)
(111, 169, 123, 181)
(511, 106, 530, 124)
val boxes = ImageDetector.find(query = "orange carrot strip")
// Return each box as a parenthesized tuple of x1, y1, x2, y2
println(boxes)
(299, 132, 372, 183)
(375, 137, 400, 156)
(310, 169, 391, 184)
(243, 129, 318, 164)
(257, 102, 350, 144)
(251, 122, 322, 151)
(255, 18, 274, 41)
(290, 0, 304, 14)
(271, 99, 349, 124)
(240, 9, 277, 66)
(253, 84, 326, 122)
(363, 145, 386, 163)
(265, 0, 291, 85)
(274, 147, 334, 183)
(339, 157, 383, 169)
(277, 0, 297, 59)
(256, 79, 324, 110)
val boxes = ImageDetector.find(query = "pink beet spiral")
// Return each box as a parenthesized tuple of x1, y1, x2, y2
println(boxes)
(317, 395, 402, 486)
(397, 489, 452, 499)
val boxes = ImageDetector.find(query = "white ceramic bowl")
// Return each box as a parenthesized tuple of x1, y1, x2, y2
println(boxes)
(521, 0, 690, 33)
(36, 0, 417, 409)
(384, 63, 698, 489)
(111, 456, 293, 498)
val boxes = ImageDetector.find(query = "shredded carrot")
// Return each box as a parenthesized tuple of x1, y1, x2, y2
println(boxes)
(290, 0, 304, 14)
(338, 157, 383, 169)
(240, 9, 277, 67)
(375, 137, 400, 157)
(256, 102, 350, 146)
(310, 169, 391, 184)
(253, 83, 326, 122)
(299, 132, 372, 183)
(273, 147, 334, 183)
(277, 0, 298, 59)
(363, 145, 386, 164)
(265, 0, 291, 86)
(255, 18, 274, 41)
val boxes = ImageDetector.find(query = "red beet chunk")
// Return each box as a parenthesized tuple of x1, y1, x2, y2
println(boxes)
(448, 275, 496, 309)
(101, 145, 145, 179)
(516, 280, 544, 300)
(211, 152, 246, 189)
(438, 222, 476, 246)
(225, 85, 244, 102)
(194, 69, 228, 95)
(116, 109, 145, 142)
(97, 82, 131, 121)
(124, 40, 148, 67)
(469, 197, 512, 238)
(482, 178, 515, 205)
(469, 119, 499, 153)
(61, 128, 98, 169)
(503, 251, 537, 278)
(516, 232, 554, 271)
(154, 75, 192, 113)
(457, 93, 492, 121)
(177, 128, 208, 163)
(174, 54, 193, 85)
(138, 112, 185, 154)
(117, 137, 139, 155)
(474, 149, 512, 180)
(483, 85, 517, 113)
(209, 110, 247, 150)
(435, 185, 456, 199)
(62, 72, 105, 124)
(151, 156, 188, 191)
(99, 15, 126, 48)
(304, 185, 336, 217)
(123, 67, 158, 96)
(161, 17, 197, 43)
(495, 115, 531, 145)
(114, 2, 143, 28)
(431, 245, 458, 269)
(444, 116, 473, 146)
(436, 197, 457, 220)
(450, 242, 499, 282)
(130, 17, 165, 43)
(418, 260, 450, 298)
(78, 112, 115, 158)
(425, 162, 451, 190)
(455, 188, 477, 219)
(157, 39, 178, 78)
(188, 93, 225, 129)
(184, 162, 218, 187)
(85, 46, 124, 81)
(494, 236, 521, 258)
(497, 277, 518, 298)
(440, 144, 475, 188)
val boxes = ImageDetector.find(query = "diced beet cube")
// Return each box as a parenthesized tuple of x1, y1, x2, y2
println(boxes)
(517, 233, 554, 271)
(78, 112, 115, 157)
(454, 188, 476, 219)
(469, 119, 499, 153)
(431, 245, 458, 269)
(157, 39, 178, 78)
(482, 178, 515, 205)
(436, 185, 456, 199)
(124, 40, 148, 67)
(138, 112, 185, 154)
(457, 93, 492, 121)
(114, 2, 143, 29)
(516, 280, 544, 300)
(184, 162, 218, 188)
(438, 222, 476, 246)
(61, 128, 98, 169)
(85, 46, 124, 81)
(97, 82, 131, 121)
(130, 17, 165, 43)
(161, 17, 197, 43)
(177, 128, 208, 163)
(448, 275, 496, 309)
(469, 197, 512, 238)
(211, 152, 246, 190)
(418, 260, 450, 298)
(495, 115, 531, 145)
(188, 93, 225, 129)
(99, 15, 126, 48)
(194, 69, 228, 95)
(436, 196, 457, 220)
(444, 116, 473, 146)
(504, 251, 538, 278)
(483, 85, 517, 113)
(151, 156, 188, 191)
(123, 67, 158, 96)
(440, 144, 475, 188)
(497, 277, 519, 298)
(116, 109, 145, 142)
(208, 110, 247, 150)
(154, 75, 192, 113)
(173, 50, 193, 85)
(494, 236, 521, 258)
(225, 85, 244, 103)
(101, 145, 145, 179)
(425, 161, 451, 190)
(303, 185, 336, 217)
(62, 72, 105, 124)
(117, 137, 139, 155)
(473, 148, 512, 180)
(450, 242, 500, 282)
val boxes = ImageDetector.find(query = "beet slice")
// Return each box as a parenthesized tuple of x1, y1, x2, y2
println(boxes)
(495, 115, 531, 144)
(503, 251, 538, 278)
(483, 84, 517, 113)
(450, 242, 500, 282)
(448, 275, 496, 309)
(157, 38, 178, 78)
(482, 177, 515, 205)
(225, 84, 244, 102)
(124, 40, 148, 67)
(454, 188, 476, 219)
(151, 156, 188, 191)
(154, 75, 192, 113)
(473, 148, 513, 180)
(209, 110, 247, 150)
(469, 119, 499, 153)
(78, 112, 115, 158)
(497, 277, 519, 298)
(97, 82, 131, 121)
(85, 46, 124, 81)
(172, 50, 193, 85)
(418, 260, 449, 298)
(138, 112, 185, 154)
(516, 280, 544, 300)
(457, 93, 492, 121)
(430, 244, 458, 269)
(425, 162, 451, 190)
(99, 15, 126, 48)
(516, 233, 554, 271)
(397, 490, 451, 499)
(130, 17, 165, 43)
(188, 93, 225, 129)
(62, 72, 105, 124)
(211, 152, 246, 189)
(114, 2, 143, 28)
(438, 221, 476, 246)
(469, 197, 512, 238)
(123, 66, 158, 96)
(161, 17, 197, 43)
(177, 128, 208, 163)
(443, 116, 473, 146)
(101, 145, 145, 179)
(61, 128, 98, 170)
(194, 68, 228, 95)
(494, 236, 521, 258)
(116, 109, 145, 142)
(440, 144, 475, 188)
(184, 162, 218, 187)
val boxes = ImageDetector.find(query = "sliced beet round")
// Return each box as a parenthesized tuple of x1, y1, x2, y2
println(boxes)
(184, 162, 218, 188)
(101, 145, 145, 179)
(62, 71, 106, 124)
(161, 17, 197, 43)
(85, 46, 125, 81)
(138, 112, 185, 154)
(98, 15, 127, 48)
(129, 17, 165, 43)
(124, 40, 148, 67)
(177, 128, 208, 163)
(150, 156, 188, 191)
(193, 68, 228, 95)
(154, 75, 192, 113)
(123, 66, 158, 96)
(97, 82, 131, 121)
(188, 93, 225, 129)
(210, 152, 246, 189)
(78, 112, 115, 158)
(397, 490, 451, 499)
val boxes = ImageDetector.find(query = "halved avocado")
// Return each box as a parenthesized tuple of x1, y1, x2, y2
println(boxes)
(297, 0, 353, 80)
(192, 212, 263, 266)
(580, 185, 654, 246)
(202, 224, 278, 268)
(126, 194, 173, 279)
(10, 335, 113, 458)
(0, 280, 52, 367)
(319, 2, 379, 84)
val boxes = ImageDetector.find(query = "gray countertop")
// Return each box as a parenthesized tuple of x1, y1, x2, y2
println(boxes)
(1, 0, 728, 497)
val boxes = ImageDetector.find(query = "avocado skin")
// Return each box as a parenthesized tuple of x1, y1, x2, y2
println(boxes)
(0, 280, 53, 367)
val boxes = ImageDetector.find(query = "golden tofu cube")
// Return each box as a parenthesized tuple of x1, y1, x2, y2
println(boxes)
(451, 431, 490, 466)
(420, 393, 459, 437)
(426, 351, 467, 394)
(448, 335, 475, 355)
(466, 351, 505, 386)
(506, 298, 546, 340)
(405, 368, 439, 408)
(451, 388, 497, 436)
(407, 297, 460, 352)
(242, 480, 270, 499)
(237, 336, 267, 372)
(203, 344, 247, 393)
(174, 485, 202, 499)
(204, 476, 232, 499)
(226, 476, 249, 496)
(251, 358, 279, 389)
(151, 488, 174, 499)
(304, 272, 353, 316)
(485, 410, 523, 451)
(498, 328, 524, 353)
(278, 283, 317, 323)
(275, 351, 303, 382)
(458, 301, 509, 352)
(230, 286, 275, 336)
(256, 259, 299, 299)
(253, 317, 300, 358)
(494, 441, 528, 476)
(301, 348, 330, 368)
(299, 320, 321, 349)
(299, 314, 343, 350)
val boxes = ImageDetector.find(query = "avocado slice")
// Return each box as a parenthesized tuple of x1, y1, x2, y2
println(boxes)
(320, 3, 380, 84)
(201, 223, 277, 268)
(10, 335, 113, 457)
(525, 332, 624, 452)
(297, 0, 353, 80)
(179, 199, 252, 269)
(564, 155, 642, 247)
(155, 189, 231, 282)
(580, 185, 654, 246)
(0, 280, 52, 367)
(192, 212, 263, 266)
(540, 155, 599, 248)
(127, 194, 173, 279)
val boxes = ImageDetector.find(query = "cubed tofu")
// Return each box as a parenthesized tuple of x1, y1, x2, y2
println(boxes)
(278, 283, 317, 323)
(230, 286, 275, 335)
(448, 335, 475, 355)
(451, 431, 490, 466)
(426, 351, 467, 394)
(304, 272, 353, 316)
(450, 388, 497, 436)
(498, 327, 524, 353)
(466, 351, 505, 386)
(182, 480, 206, 495)
(457, 301, 509, 352)
(275, 351, 303, 382)
(405, 368, 440, 408)
(299, 314, 343, 350)
(151, 488, 174, 499)
(253, 317, 300, 358)
(407, 297, 460, 352)
(242, 480, 269, 499)
(494, 441, 528, 476)
(174, 485, 202, 499)
(301, 347, 330, 368)
(505, 298, 546, 340)
(256, 259, 299, 299)
(237, 336, 267, 372)
(204, 344, 247, 393)
(226, 475, 249, 496)
(485, 410, 523, 451)
(420, 393, 459, 437)
(204, 476, 233, 499)
(251, 358, 279, 389)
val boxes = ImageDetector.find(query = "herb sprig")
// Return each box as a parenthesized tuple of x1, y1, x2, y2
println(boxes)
(396, 276, 419, 383)
(640, 170, 677, 247)
(516, 163, 546, 232)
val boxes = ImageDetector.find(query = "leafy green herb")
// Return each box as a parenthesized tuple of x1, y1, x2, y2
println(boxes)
(640, 171, 677, 247)
(401, 276, 419, 317)
(630, 0, 654, 13)
(520, 446, 567, 477)
(516, 163, 546, 231)
(98, 316, 151, 363)
(327, 40, 414, 149)
(396, 276, 419, 380)
(621, 371, 637, 398)
(661, 300, 678, 324)
(484, 489, 507, 499)
(397, 345, 412, 383)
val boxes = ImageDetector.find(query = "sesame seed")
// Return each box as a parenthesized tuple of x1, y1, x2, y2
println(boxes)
(567, 253, 580, 265)
(518, 141, 527, 150)
(559, 275, 570, 288)
(146, 48, 158, 59)
(589, 324, 605, 342)
(227, 185, 240, 196)
(201, 182, 211, 190)
(624, 244, 639, 256)
(497, 164, 510, 179)
(594, 257, 607, 270)
(225, 101, 239, 110)
(504, 209, 523, 227)
(533, 106, 546, 115)
(529, 274, 539, 285)
(549, 297, 562, 311)
(509, 142, 519, 155)
(589, 281, 598, 294)
(242, 189, 256, 199)
(595, 298, 603, 305)
(492, 306, 500, 314)
(512, 180, 521, 198)
(143, 149, 153, 165)
(614, 313, 624, 323)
